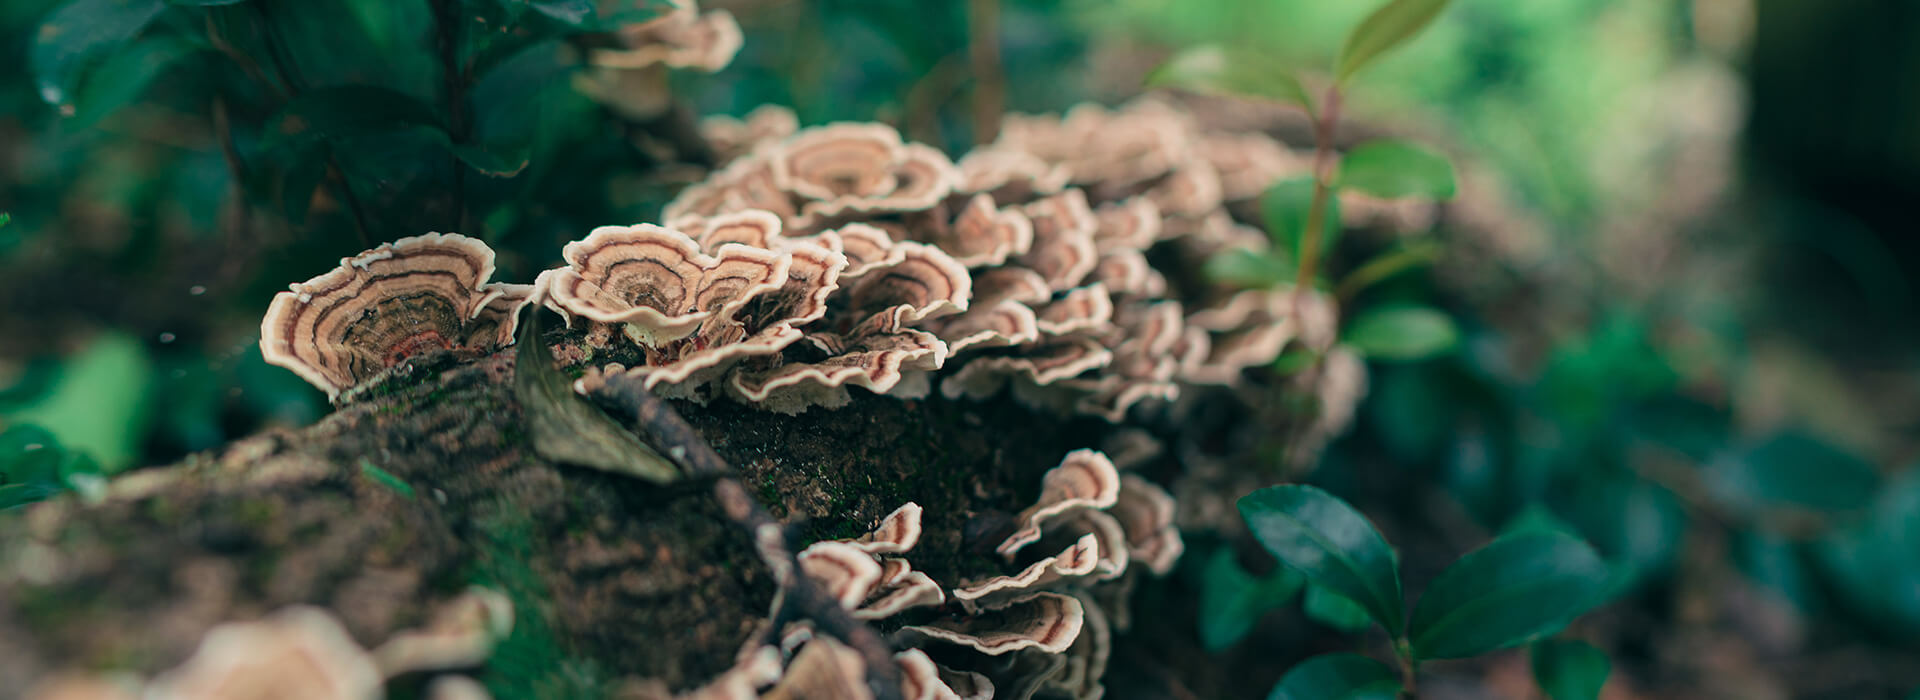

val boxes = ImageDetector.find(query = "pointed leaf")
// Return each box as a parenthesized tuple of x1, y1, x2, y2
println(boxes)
(1200, 546, 1305, 651)
(513, 309, 679, 483)
(1531, 639, 1611, 700)
(1335, 0, 1451, 83)
(1303, 583, 1373, 632)
(1267, 653, 1401, 700)
(1409, 531, 1611, 659)
(1343, 306, 1458, 361)
(1148, 46, 1313, 113)
(1205, 248, 1294, 289)
(1338, 140, 1457, 200)
(1239, 485, 1404, 634)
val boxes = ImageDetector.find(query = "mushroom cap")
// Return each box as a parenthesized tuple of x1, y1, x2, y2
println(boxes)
(939, 337, 1113, 401)
(900, 592, 1085, 656)
(997, 450, 1123, 558)
(594, 3, 743, 72)
(1034, 284, 1115, 338)
(797, 541, 885, 610)
(544, 224, 791, 345)
(727, 320, 948, 415)
(260, 232, 513, 402)
(932, 299, 1042, 355)
(1111, 475, 1184, 576)
(147, 606, 381, 700)
(953, 534, 1101, 609)
(847, 242, 973, 330)
(849, 502, 923, 555)
(1016, 190, 1100, 291)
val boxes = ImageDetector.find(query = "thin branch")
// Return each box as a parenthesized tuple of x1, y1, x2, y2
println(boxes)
(429, 0, 469, 233)
(583, 372, 905, 700)
(966, 0, 1004, 144)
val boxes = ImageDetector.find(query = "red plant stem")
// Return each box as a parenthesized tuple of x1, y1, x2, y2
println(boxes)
(1295, 84, 1343, 292)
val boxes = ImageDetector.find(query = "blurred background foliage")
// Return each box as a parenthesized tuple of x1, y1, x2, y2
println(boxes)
(2, 0, 1918, 696)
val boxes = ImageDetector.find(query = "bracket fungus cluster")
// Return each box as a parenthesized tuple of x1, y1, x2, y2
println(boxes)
(659, 449, 1179, 700)
(259, 99, 1377, 425)
(28, 589, 514, 700)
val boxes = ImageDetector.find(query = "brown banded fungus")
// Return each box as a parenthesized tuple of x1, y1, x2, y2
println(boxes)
(589, 0, 743, 72)
(259, 233, 530, 402)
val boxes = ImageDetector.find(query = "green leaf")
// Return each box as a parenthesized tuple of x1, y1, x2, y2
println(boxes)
(1531, 639, 1611, 700)
(1272, 348, 1321, 375)
(68, 35, 206, 127)
(1, 425, 102, 510)
(1267, 653, 1401, 700)
(30, 0, 169, 114)
(1261, 177, 1343, 265)
(265, 86, 530, 179)
(1238, 485, 1404, 635)
(1303, 583, 1373, 632)
(1147, 46, 1313, 113)
(1205, 248, 1294, 289)
(1199, 546, 1305, 651)
(521, 0, 592, 25)
(0, 333, 153, 472)
(1338, 140, 1457, 200)
(1811, 470, 1920, 639)
(513, 308, 680, 483)
(1408, 531, 1611, 659)
(1343, 306, 1459, 361)
(1336, 240, 1442, 299)
(0, 213, 9, 229)
(1707, 431, 1879, 515)
(1335, 0, 1451, 84)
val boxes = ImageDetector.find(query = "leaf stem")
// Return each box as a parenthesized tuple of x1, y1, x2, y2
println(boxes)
(1394, 638, 1420, 697)
(1294, 83, 1343, 291)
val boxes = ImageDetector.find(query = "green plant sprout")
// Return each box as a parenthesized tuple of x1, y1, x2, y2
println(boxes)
(1149, 0, 1463, 368)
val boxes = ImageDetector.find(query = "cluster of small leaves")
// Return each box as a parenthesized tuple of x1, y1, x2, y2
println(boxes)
(1224, 485, 1613, 698)
(1152, 0, 1462, 371)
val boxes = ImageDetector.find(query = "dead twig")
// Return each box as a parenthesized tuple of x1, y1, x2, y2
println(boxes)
(583, 372, 905, 700)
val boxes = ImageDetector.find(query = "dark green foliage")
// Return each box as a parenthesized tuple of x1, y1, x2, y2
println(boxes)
(0, 424, 101, 509)
(1530, 639, 1611, 700)
(1265, 653, 1400, 700)
(1407, 531, 1610, 659)
(1198, 545, 1305, 651)
(1238, 484, 1405, 634)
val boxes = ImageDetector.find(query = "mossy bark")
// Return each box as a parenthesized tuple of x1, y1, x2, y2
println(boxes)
(0, 347, 1165, 697)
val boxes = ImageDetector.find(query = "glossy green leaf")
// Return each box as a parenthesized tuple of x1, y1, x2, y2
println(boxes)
(1708, 431, 1879, 515)
(1335, 0, 1451, 83)
(30, 0, 168, 113)
(1199, 546, 1306, 651)
(1303, 583, 1373, 632)
(1338, 140, 1457, 200)
(1261, 177, 1343, 264)
(1205, 248, 1294, 289)
(1409, 531, 1611, 659)
(1267, 653, 1401, 700)
(1531, 639, 1610, 700)
(1343, 306, 1459, 361)
(1239, 485, 1405, 634)
(1147, 45, 1313, 112)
